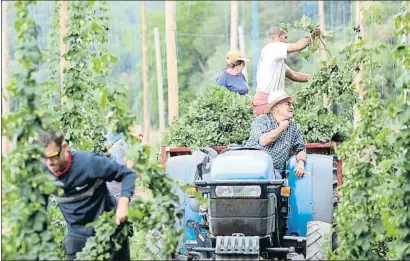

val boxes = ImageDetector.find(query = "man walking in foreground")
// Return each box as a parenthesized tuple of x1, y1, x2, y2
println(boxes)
(253, 25, 321, 116)
(40, 130, 136, 260)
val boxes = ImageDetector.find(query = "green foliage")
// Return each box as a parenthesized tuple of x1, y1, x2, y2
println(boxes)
(294, 106, 351, 143)
(331, 87, 394, 260)
(294, 60, 357, 109)
(101, 83, 137, 136)
(383, 4, 410, 259)
(43, 4, 67, 256)
(293, 24, 390, 144)
(76, 142, 183, 260)
(42, 0, 61, 107)
(47, 198, 66, 259)
(330, 4, 410, 259)
(285, 16, 379, 144)
(75, 212, 131, 260)
(126, 143, 183, 259)
(175, 2, 217, 102)
(164, 85, 254, 150)
(59, 1, 115, 154)
(280, 16, 328, 60)
(293, 58, 356, 143)
(129, 230, 151, 260)
(1, 1, 60, 259)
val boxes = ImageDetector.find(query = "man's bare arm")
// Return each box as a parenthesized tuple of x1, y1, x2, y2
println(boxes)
(287, 37, 311, 53)
(286, 70, 310, 82)
(287, 28, 321, 53)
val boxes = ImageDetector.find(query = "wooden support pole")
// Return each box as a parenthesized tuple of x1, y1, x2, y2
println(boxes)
(353, 0, 365, 128)
(2, 0, 11, 154)
(141, 0, 150, 145)
(230, 0, 238, 50)
(59, 0, 68, 103)
(154, 27, 166, 139)
(238, 26, 248, 80)
(165, 0, 179, 124)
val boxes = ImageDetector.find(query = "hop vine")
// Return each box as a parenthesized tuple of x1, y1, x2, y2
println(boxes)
(59, 1, 116, 154)
(1, 1, 60, 259)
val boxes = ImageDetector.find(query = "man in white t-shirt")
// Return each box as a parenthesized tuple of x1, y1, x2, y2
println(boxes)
(252, 25, 321, 116)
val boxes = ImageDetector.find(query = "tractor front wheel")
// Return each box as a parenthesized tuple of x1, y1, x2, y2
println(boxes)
(306, 221, 332, 260)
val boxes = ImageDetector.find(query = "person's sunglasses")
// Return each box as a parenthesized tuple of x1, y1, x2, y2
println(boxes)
(45, 147, 62, 160)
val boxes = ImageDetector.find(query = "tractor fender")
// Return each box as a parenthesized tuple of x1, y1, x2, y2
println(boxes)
(166, 155, 201, 243)
(286, 154, 334, 237)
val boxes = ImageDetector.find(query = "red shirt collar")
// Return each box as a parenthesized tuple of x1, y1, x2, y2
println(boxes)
(52, 151, 72, 177)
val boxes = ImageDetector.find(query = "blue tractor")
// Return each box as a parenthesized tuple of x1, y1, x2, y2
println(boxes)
(166, 146, 337, 260)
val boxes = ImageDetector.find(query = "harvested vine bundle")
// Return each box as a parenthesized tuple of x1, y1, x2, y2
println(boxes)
(164, 85, 254, 150)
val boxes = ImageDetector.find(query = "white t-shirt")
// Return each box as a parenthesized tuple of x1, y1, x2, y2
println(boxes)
(256, 42, 291, 93)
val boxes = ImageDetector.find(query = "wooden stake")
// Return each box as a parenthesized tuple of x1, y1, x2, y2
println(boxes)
(141, 0, 150, 145)
(238, 26, 248, 80)
(230, 0, 239, 50)
(59, 0, 68, 103)
(2, 0, 11, 154)
(353, 1, 365, 128)
(165, 0, 179, 124)
(154, 27, 166, 139)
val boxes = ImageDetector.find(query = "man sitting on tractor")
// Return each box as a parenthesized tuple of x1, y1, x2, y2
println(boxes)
(245, 90, 307, 178)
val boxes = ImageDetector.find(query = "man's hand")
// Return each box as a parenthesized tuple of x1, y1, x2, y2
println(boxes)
(295, 160, 306, 178)
(116, 197, 129, 225)
(279, 120, 290, 131)
(129, 124, 144, 141)
(126, 159, 135, 169)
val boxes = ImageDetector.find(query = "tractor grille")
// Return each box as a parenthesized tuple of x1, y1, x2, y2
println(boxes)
(208, 197, 276, 236)
(209, 197, 276, 217)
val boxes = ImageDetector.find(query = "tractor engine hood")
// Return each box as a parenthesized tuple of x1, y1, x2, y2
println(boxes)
(210, 149, 275, 181)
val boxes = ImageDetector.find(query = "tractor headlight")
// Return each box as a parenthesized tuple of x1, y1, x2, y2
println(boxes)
(215, 186, 261, 198)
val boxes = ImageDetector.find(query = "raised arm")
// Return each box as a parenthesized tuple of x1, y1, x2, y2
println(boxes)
(287, 27, 321, 53)
(286, 69, 311, 82)
(287, 37, 311, 53)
